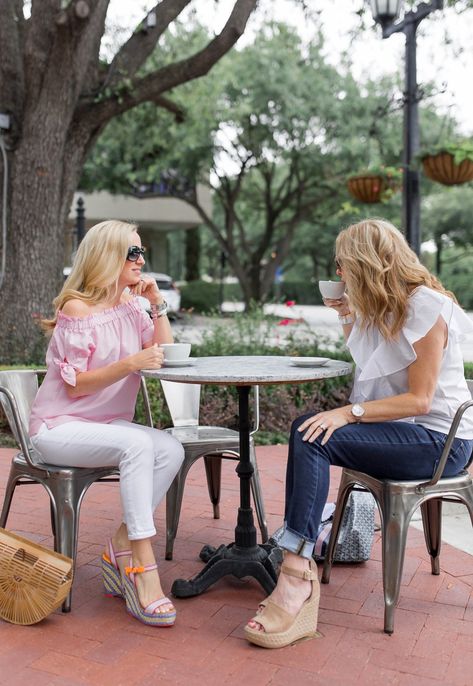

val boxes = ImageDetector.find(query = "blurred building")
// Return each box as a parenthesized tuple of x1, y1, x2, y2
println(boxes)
(66, 185, 211, 274)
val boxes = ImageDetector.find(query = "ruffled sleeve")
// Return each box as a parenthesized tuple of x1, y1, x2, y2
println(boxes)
(46, 324, 96, 387)
(348, 286, 473, 389)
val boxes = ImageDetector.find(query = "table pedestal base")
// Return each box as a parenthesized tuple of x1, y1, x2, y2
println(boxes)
(171, 543, 282, 598)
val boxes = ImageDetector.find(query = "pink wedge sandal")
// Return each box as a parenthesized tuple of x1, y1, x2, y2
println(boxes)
(102, 539, 131, 599)
(123, 561, 176, 627)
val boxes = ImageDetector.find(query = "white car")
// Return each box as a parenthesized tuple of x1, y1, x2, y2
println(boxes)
(63, 268, 181, 317)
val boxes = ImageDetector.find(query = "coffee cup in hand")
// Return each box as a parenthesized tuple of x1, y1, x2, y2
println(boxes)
(318, 280, 346, 300)
(160, 343, 191, 361)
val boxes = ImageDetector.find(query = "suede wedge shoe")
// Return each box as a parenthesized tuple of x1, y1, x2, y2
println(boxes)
(245, 559, 320, 649)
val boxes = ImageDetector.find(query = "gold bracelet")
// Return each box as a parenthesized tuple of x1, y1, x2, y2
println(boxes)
(338, 313, 354, 325)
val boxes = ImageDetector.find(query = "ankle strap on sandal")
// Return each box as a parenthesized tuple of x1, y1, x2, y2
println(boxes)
(125, 563, 158, 576)
(281, 564, 317, 581)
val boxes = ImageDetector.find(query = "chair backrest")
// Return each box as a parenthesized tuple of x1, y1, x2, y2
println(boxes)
(0, 370, 41, 446)
(160, 380, 201, 427)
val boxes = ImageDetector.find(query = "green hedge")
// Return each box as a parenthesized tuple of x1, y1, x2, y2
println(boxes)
(180, 279, 325, 312)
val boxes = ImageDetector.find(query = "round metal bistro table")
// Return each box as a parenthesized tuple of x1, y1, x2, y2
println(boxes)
(142, 355, 352, 598)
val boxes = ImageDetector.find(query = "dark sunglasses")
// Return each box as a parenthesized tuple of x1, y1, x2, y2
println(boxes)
(335, 258, 342, 270)
(126, 245, 146, 262)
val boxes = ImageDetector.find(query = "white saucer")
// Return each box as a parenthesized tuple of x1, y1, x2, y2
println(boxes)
(163, 359, 194, 367)
(289, 357, 330, 367)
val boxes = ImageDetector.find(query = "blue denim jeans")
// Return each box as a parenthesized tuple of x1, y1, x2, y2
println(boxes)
(278, 415, 473, 559)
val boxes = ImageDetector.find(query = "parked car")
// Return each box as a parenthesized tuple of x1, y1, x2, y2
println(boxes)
(63, 268, 181, 318)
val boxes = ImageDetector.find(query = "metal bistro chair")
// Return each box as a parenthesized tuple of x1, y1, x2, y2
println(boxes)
(142, 379, 268, 560)
(0, 369, 153, 612)
(322, 381, 473, 634)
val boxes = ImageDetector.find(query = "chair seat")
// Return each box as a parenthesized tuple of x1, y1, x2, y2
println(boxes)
(344, 467, 472, 495)
(165, 425, 241, 447)
(12, 453, 119, 479)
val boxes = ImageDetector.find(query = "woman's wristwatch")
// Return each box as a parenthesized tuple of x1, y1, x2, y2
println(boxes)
(351, 403, 365, 422)
(150, 301, 168, 320)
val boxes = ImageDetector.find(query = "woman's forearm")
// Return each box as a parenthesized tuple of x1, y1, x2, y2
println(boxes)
(152, 313, 173, 345)
(344, 392, 432, 424)
(66, 357, 136, 398)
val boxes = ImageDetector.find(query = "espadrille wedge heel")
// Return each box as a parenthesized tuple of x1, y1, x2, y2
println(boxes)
(245, 559, 320, 649)
(102, 539, 131, 599)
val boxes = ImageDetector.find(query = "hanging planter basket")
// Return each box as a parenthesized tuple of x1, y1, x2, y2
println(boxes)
(347, 174, 385, 203)
(422, 152, 473, 186)
(347, 167, 401, 204)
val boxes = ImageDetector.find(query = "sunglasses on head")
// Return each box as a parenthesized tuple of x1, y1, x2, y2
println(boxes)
(126, 245, 146, 262)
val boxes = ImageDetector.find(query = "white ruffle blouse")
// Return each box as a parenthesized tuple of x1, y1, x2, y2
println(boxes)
(347, 286, 473, 439)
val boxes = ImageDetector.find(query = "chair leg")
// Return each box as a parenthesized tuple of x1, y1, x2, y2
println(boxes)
(421, 498, 442, 575)
(249, 444, 268, 543)
(48, 476, 88, 613)
(0, 469, 20, 528)
(321, 474, 355, 584)
(203, 455, 222, 519)
(165, 467, 192, 560)
(381, 494, 412, 634)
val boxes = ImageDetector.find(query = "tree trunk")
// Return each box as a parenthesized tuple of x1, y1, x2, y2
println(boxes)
(435, 237, 443, 275)
(185, 227, 200, 281)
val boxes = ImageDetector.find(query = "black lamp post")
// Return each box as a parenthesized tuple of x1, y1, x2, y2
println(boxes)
(369, 0, 443, 256)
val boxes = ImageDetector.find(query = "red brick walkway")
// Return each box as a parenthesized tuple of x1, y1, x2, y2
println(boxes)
(0, 445, 472, 685)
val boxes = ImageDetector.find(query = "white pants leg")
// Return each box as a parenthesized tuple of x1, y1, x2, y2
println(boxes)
(31, 420, 185, 540)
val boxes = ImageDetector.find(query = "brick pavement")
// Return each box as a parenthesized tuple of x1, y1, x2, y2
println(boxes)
(0, 445, 472, 686)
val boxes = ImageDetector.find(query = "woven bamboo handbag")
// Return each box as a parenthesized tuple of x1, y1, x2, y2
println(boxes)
(0, 528, 73, 625)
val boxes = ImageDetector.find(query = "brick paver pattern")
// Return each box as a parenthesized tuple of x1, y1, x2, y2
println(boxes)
(0, 445, 472, 685)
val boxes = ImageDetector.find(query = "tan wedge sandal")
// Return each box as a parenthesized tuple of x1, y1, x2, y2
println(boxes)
(245, 559, 320, 649)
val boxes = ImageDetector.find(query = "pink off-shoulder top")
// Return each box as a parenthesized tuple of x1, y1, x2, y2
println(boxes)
(29, 299, 154, 437)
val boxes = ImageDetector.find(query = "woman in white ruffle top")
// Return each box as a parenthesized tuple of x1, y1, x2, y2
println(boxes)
(245, 218, 473, 649)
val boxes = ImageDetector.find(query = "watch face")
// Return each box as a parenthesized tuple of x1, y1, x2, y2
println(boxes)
(352, 403, 365, 417)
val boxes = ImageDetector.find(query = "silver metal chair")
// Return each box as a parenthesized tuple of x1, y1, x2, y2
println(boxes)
(0, 370, 153, 612)
(322, 381, 473, 634)
(152, 379, 268, 559)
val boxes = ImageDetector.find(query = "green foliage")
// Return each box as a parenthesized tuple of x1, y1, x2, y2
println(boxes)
(419, 140, 473, 165)
(180, 281, 242, 313)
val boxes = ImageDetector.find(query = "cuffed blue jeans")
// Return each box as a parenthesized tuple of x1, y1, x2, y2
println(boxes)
(278, 414, 473, 559)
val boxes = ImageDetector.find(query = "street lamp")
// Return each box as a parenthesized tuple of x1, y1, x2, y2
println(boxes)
(369, 0, 444, 256)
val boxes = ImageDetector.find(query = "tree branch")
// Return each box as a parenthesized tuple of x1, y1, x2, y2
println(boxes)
(78, 0, 257, 129)
(106, 0, 192, 88)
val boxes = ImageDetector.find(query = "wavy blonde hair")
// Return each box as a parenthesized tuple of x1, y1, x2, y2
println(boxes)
(42, 219, 139, 332)
(335, 218, 456, 340)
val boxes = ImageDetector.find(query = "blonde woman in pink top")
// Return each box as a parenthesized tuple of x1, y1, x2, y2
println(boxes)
(29, 220, 184, 627)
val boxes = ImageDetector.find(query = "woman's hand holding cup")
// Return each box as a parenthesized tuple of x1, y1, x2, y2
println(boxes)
(130, 344, 164, 371)
(318, 280, 350, 315)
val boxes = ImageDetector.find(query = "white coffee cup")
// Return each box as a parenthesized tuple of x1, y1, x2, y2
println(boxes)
(160, 343, 191, 361)
(318, 280, 346, 299)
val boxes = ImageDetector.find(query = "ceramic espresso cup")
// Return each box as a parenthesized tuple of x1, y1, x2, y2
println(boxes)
(318, 280, 346, 299)
(160, 343, 191, 361)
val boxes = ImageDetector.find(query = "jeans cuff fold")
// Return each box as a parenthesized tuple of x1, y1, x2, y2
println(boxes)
(277, 525, 314, 560)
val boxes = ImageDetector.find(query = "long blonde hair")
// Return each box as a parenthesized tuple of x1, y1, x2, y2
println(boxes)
(336, 218, 455, 339)
(42, 220, 138, 332)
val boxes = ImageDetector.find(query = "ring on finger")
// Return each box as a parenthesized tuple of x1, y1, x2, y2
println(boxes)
(320, 424, 326, 430)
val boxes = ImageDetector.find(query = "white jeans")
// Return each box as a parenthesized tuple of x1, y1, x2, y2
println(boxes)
(31, 420, 185, 540)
